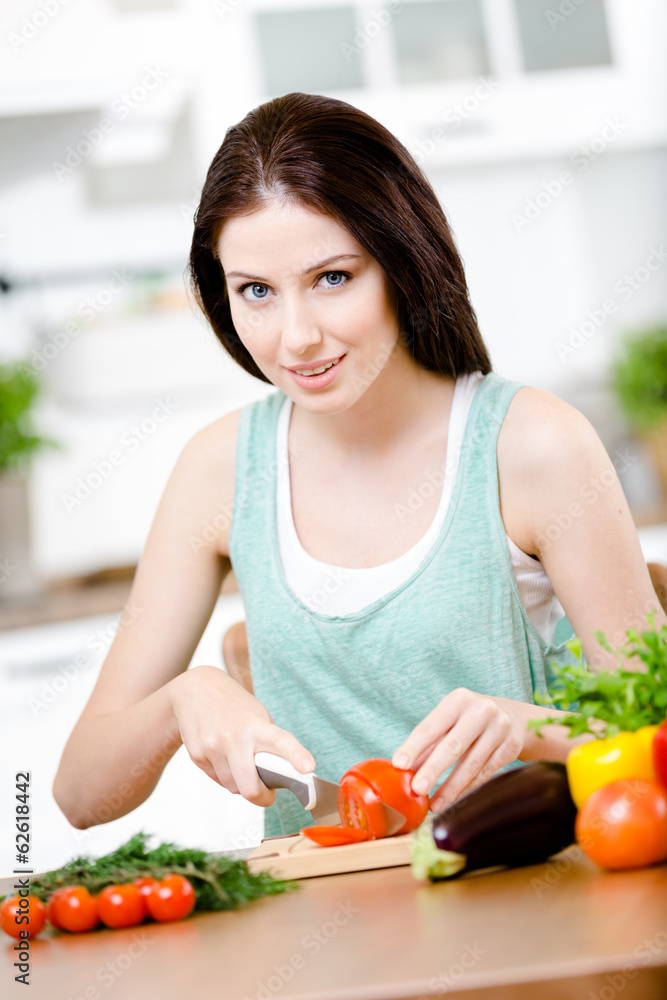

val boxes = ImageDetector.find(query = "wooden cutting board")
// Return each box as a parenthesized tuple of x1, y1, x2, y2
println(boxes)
(245, 831, 414, 879)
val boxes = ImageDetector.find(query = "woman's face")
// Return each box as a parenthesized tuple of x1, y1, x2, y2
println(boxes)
(217, 199, 407, 412)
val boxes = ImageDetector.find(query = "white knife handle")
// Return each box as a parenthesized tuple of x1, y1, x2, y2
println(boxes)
(254, 752, 317, 810)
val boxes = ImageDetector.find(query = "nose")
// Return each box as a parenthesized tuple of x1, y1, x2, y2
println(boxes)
(280, 291, 323, 357)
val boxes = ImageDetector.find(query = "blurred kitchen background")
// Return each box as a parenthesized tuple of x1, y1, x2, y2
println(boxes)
(0, 0, 666, 874)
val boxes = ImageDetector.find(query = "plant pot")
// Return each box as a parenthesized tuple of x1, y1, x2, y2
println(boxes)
(0, 470, 43, 599)
(640, 415, 667, 502)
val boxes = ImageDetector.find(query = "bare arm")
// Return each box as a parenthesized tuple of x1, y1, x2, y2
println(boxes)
(499, 387, 667, 668)
(52, 420, 233, 827)
(393, 389, 665, 809)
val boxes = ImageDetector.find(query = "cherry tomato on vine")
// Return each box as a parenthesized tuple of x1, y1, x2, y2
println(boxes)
(97, 885, 147, 929)
(132, 877, 159, 903)
(338, 759, 429, 838)
(576, 778, 667, 871)
(146, 875, 196, 923)
(51, 887, 99, 933)
(301, 825, 370, 846)
(0, 894, 47, 939)
(46, 888, 70, 930)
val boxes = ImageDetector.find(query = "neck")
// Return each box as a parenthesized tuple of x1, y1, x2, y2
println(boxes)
(290, 343, 457, 459)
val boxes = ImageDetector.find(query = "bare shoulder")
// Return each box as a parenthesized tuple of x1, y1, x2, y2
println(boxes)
(496, 385, 611, 555)
(178, 406, 244, 558)
(498, 385, 599, 459)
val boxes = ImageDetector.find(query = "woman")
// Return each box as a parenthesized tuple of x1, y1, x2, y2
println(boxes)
(53, 92, 666, 839)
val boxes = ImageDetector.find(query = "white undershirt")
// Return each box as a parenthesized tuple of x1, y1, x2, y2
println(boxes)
(276, 373, 565, 643)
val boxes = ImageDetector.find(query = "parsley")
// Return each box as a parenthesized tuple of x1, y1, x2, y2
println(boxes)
(1, 832, 299, 912)
(528, 611, 667, 740)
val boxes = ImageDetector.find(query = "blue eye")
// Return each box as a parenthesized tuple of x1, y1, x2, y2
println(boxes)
(240, 283, 268, 300)
(236, 270, 351, 301)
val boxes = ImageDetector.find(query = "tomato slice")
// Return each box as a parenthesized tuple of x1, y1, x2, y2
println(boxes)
(301, 825, 371, 846)
(339, 759, 429, 836)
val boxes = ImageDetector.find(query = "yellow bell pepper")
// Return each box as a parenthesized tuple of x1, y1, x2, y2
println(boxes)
(566, 725, 658, 808)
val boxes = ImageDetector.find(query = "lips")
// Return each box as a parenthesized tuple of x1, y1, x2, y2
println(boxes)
(285, 356, 343, 373)
(286, 353, 347, 389)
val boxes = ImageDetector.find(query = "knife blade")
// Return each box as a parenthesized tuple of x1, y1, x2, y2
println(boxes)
(254, 752, 406, 835)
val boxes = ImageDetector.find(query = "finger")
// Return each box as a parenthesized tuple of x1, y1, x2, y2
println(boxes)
(391, 689, 475, 772)
(430, 736, 519, 812)
(228, 748, 278, 807)
(409, 709, 492, 796)
(428, 735, 499, 810)
(268, 729, 316, 774)
(189, 755, 239, 794)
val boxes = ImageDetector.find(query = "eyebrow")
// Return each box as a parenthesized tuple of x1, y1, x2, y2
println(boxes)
(225, 253, 362, 281)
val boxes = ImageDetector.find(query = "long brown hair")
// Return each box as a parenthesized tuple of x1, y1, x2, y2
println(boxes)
(188, 92, 491, 383)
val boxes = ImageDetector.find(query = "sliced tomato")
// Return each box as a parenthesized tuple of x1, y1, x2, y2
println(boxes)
(338, 759, 429, 838)
(301, 825, 371, 846)
(338, 772, 389, 838)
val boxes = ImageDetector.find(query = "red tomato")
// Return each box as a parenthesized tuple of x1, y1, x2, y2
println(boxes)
(97, 884, 147, 929)
(146, 875, 196, 923)
(301, 825, 370, 846)
(338, 759, 429, 838)
(653, 720, 667, 790)
(133, 877, 159, 902)
(0, 894, 47, 940)
(576, 778, 667, 871)
(52, 887, 99, 933)
(46, 888, 70, 930)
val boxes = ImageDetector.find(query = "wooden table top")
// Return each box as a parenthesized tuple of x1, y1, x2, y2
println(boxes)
(4, 848, 667, 1000)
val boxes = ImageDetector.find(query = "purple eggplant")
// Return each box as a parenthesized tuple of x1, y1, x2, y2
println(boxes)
(410, 761, 577, 881)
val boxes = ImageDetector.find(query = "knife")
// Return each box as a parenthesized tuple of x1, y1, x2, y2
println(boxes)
(254, 752, 406, 835)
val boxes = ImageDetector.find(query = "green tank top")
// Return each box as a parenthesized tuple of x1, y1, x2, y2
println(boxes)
(229, 372, 578, 837)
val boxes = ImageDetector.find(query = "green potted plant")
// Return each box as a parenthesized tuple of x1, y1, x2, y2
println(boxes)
(611, 326, 667, 501)
(0, 360, 61, 598)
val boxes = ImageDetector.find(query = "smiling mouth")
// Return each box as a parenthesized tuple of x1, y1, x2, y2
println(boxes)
(292, 357, 343, 376)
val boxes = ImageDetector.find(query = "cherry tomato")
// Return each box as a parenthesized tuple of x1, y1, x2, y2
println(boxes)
(0, 894, 47, 940)
(97, 884, 147, 929)
(132, 877, 159, 902)
(301, 825, 370, 846)
(52, 887, 99, 933)
(46, 887, 70, 930)
(576, 778, 667, 871)
(146, 875, 196, 923)
(338, 759, 429, 838)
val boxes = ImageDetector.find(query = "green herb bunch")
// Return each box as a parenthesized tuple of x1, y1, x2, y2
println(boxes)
(529, 611, 667, 740)
(1, 832, 298, 913)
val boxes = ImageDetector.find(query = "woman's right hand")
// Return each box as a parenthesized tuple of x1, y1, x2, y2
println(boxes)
(168, 664, 315, 807)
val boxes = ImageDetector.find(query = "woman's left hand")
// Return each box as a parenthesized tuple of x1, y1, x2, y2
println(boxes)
(391, 688, 527, 812)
